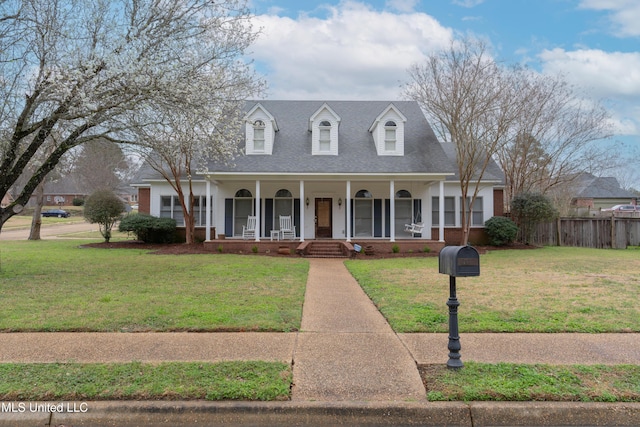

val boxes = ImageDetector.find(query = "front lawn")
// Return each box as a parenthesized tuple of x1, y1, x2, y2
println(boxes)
(0, 361, 291, 401)
(0, 240, 308, 332)
(345, 247, 640, 333)
(423, 362, 640, 402)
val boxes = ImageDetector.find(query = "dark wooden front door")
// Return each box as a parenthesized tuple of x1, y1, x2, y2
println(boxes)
(315, 198, 332, 238)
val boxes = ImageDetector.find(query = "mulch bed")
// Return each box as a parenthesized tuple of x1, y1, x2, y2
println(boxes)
(81, 240, 539, 257)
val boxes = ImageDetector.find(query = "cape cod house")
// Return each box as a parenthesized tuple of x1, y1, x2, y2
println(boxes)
(134, 100, 504, 250)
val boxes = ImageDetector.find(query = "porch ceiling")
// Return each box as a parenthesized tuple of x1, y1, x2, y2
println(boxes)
(200, 172, 453, 182)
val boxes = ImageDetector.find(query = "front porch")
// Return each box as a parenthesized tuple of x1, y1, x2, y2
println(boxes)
(202, 238, 446, 257)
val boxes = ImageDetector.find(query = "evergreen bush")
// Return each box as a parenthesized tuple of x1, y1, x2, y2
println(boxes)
(118, 214, 177, 243)
(484, 216, 518, 246)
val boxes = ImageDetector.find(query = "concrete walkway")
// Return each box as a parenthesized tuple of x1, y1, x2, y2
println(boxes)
(292, 258, 426, 401)
(1, 258, 640, 426)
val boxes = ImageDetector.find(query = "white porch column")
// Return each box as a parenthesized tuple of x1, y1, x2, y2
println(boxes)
(346, 180, 351, 242)
(299, 180, 305, 242)
(390, 180, 395, 242)
(255, 180, 261, 242)
(439, 180, 445, 242)
(205, 179, 211, 241)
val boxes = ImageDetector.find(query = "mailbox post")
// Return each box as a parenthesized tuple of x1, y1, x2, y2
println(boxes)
(438, 245, 480, 369)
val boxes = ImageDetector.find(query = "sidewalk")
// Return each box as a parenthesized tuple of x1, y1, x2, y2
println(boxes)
(0, 258, 639, 426)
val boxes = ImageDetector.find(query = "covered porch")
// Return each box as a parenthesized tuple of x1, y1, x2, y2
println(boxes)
(201, 173, 452, 243)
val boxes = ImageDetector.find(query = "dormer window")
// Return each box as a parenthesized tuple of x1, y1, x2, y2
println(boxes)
(384, 121, 397, 151)
(253, 120, 265, 152)
(319, 121, 331, 152)
(244, 103, 278, 155)
(369, 104, 407, 156)
(310, 103, 341, 155)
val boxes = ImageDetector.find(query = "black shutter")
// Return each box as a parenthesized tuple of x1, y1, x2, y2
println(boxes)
(374, 199, 382, 237)
(224, 198, 233, 236)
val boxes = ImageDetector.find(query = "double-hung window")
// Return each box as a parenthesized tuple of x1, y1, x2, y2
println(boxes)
(432, 196, 455, 226)
(384, 121, 397, 151)
(319, 121, 331, 152)
(160, 196, 184, 226)
(253, 120, 265, 152)
(461, 197, 484, 226)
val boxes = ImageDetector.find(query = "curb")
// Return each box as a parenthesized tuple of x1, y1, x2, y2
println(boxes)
(2, 401, 640, 426)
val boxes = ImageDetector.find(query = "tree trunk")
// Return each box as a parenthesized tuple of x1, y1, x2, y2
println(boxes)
(29, 181, 46, 240)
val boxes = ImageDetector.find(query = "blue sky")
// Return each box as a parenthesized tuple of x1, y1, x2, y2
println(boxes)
(246, 0, 639, 188)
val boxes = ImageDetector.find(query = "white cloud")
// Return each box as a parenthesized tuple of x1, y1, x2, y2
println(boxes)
(250, 1, 453, 100)
(539, 48, 640, 98)
(540, 48, 640, 136)
(579, 0, 640, 37)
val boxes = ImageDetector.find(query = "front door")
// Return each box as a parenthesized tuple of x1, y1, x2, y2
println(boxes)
(315, 198, 332, 238)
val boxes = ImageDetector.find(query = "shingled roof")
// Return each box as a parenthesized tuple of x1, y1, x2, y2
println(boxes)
(573, 172, 636, 199)
(204, 100, 454, 176)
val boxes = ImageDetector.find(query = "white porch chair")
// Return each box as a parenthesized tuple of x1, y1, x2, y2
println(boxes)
(242, 216, 257, 239)
(279, 215, 296, 240)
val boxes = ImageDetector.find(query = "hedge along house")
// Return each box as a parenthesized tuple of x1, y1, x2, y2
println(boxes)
(134, 100, 504, 251)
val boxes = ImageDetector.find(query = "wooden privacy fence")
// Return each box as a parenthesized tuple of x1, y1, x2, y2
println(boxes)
(532, 217, 640, 249)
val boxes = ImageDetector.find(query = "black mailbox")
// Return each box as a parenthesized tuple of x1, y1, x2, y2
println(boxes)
(439, 245, 480, 277)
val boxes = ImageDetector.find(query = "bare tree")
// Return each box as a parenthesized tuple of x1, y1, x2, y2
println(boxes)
(496, 69, 612, 208)
(405, 39, 522, 245)
(0, 0, 261, 233)
(405, 39, 613, 244)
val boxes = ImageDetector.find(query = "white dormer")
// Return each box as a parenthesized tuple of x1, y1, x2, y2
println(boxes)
(244, 103, 278, 155)
(369, 103, 407, 156)
(309, 103, 340, 155)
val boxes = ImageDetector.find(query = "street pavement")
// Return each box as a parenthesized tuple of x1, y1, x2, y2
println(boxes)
(0, 228, 639, 426)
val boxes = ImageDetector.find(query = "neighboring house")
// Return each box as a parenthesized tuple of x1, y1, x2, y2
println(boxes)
(135, 100, 505, 244)
(37, 179, 86, 207)
(28, 176, 136, 207)
(570, 172, 637, 214)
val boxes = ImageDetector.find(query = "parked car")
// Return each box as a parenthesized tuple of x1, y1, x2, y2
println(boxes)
(601, 204, 640, 212)
(42, 209, 70, 218)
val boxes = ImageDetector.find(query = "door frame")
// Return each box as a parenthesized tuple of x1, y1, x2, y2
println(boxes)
(315, 198, 333, 238)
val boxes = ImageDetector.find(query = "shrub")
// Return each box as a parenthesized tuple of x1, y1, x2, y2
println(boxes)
(118, 213, 177, 243)
(392, 244, 400, 253)
(484, 216, 518, 246)
(83, 190, 126, 242)
(72, 198, 85, 206)
(423, 246, 431, 253)
(511, 193, 558, 245)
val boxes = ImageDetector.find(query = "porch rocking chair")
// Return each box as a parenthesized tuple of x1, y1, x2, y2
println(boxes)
(279, 215, 296, 240)
(242, 216, 257, 239)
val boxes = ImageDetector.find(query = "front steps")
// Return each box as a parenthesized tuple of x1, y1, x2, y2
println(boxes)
(305, 241, 347, 258)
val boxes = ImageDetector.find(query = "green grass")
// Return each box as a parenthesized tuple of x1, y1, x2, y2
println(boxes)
(0, 240, 308, 332)
(346, 247, 640, 332)
(0, 361, 291, 401)
(422, 362, 640, 402)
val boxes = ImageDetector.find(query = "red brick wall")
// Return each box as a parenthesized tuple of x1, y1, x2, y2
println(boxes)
(138, 188, 150, 214)
(431, 227, 490, 246)
(493, 188, 504, 217)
